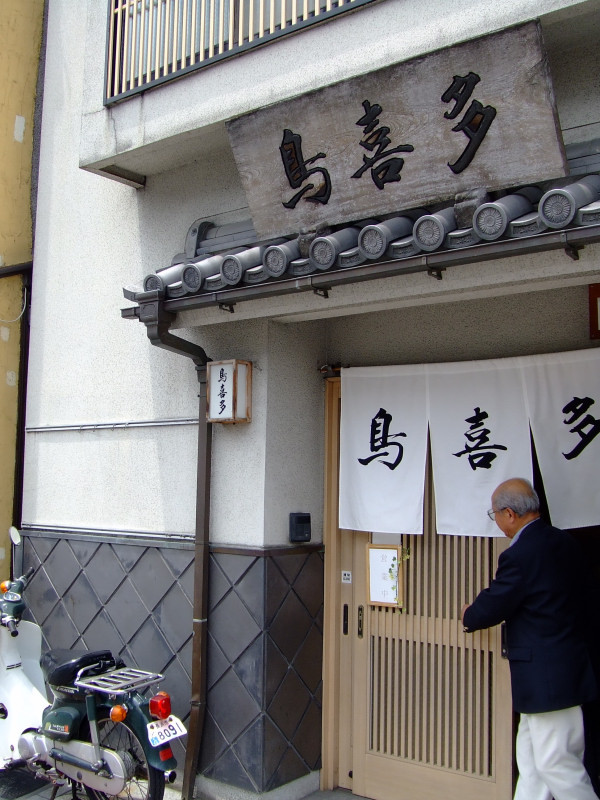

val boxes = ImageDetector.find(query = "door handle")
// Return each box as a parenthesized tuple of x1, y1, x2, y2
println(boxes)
(357, 605, 364, 638)
(343, 604, 348, 636)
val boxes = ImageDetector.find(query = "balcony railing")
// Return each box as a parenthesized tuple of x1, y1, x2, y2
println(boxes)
(105, 0, 376, 103)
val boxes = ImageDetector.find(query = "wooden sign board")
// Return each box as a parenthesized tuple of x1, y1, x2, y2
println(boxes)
(226, 22, 567, 240)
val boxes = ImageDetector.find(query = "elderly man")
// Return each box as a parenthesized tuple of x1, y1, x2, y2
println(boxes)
(462, 477, 598, 800)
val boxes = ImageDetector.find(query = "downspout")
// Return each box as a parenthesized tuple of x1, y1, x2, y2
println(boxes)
(9, 263, 32, 536)
(127, 293, 211, 800)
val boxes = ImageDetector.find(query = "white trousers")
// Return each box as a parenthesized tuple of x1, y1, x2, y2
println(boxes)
(514, 705, 598, 800)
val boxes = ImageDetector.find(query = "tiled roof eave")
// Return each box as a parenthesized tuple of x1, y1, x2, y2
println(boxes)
(154, 222, 600, 316)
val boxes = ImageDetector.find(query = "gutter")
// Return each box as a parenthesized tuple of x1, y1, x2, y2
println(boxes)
(3, 262, 33, 547)
(0, 261, 33, 279)
(121, 223, 600, 319)
(134, 300, 211, 800)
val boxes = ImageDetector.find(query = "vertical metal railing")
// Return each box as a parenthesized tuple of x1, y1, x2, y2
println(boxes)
(106, 0, 375, 102)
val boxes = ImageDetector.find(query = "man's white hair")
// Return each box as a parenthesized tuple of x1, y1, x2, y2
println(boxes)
(494, 478, 540, 516)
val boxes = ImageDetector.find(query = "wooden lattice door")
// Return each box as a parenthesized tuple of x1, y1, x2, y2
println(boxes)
(322, 378, 514, 800)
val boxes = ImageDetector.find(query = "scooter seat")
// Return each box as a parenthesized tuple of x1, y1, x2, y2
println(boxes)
(41, 649, 120, 688)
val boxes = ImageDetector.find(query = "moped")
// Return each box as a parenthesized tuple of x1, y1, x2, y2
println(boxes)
(0, 539, 185, 800)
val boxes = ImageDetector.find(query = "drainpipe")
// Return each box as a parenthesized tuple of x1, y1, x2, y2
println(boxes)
(184, 366, 212, 800)
(127, 294, 211, 800)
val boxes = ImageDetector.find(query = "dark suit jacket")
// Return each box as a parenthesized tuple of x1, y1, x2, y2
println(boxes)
(463, 518, 597, 714)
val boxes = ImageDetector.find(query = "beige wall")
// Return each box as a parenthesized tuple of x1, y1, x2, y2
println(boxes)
(0, 1, 43, 266)
(0, 278, 23, 570)
(0, 0, 44, 573)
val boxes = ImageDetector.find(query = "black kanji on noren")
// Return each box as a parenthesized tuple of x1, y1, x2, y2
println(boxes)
(358, 407, 407, 470)
(562, 396, 600, 460)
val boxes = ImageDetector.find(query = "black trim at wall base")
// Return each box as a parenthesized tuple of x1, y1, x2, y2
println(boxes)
(201, 545, 324, 793)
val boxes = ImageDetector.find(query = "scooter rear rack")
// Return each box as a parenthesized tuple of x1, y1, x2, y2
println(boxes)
(75, 667, 163, 694)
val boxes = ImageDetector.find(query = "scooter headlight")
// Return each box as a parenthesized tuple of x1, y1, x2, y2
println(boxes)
(149, 691, 171, 720)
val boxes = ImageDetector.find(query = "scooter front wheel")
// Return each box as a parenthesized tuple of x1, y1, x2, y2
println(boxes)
(83, 716, 165, 800)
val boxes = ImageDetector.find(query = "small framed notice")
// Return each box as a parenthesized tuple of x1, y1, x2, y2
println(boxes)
(367, 545, 403, 607)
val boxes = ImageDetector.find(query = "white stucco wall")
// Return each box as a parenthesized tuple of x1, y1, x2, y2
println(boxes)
(23, 2, 250, 538)
(22, 0, 600, 548)
(79, 0, 599, 175)
(263, 321, 327, 545)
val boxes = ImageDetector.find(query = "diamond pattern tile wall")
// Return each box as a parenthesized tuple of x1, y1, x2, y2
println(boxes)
(201, 547, 324, 792)
(21, 533, 194, 767)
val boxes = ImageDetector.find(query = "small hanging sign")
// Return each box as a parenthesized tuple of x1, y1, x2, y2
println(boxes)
(207, 360, 252, 423)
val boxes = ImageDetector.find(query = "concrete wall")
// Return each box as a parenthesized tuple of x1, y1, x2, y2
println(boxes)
(23, 0, 600, 552)
(326, 284, 596, 367)
(24, 0, 330, 547)
(263, 321, 326, 546)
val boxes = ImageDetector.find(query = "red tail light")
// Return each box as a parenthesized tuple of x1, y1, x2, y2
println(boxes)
(149, 691, 171, 720)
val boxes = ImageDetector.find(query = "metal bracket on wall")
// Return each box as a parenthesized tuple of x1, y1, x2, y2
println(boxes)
(319, 363, 342, 378)
(219, 302, 235, 313)
(314, 287, 330, 299)
(565, 245, 581, 261)
(560, 233, 581, 261)
(427, 267, 445, 280)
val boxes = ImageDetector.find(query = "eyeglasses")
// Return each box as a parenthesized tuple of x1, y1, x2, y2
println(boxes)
(487, 507, 506, 521)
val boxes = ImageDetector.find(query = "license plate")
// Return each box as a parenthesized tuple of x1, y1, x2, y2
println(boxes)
(147, 715, 187, 747)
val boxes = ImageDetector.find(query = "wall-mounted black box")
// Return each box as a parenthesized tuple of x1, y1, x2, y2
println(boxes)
(289, 512, 311, 543)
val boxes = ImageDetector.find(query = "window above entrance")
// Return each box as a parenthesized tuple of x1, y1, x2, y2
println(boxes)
(105, 0, 377, 104)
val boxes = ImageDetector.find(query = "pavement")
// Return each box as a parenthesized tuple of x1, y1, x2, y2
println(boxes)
(14, 782, 358, 800)
(5, 780, 185, 800)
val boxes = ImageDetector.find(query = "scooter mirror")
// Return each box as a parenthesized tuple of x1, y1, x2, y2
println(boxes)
(8, 527, 21, 546)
